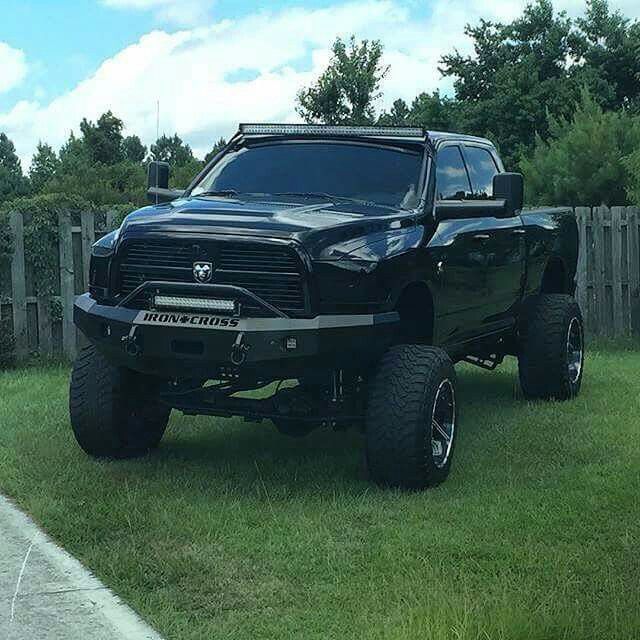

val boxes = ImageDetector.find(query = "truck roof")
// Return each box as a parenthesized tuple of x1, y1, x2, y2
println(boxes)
(236, 123, 494, 147)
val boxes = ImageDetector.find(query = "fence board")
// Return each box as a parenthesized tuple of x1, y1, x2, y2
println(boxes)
(611, 207, 624, 334)
(80, 210, 95, 293)
(9, 212, 28, 361)
(58, 210, 76, 360)
(36, 297, 53, 357)
(592, 207, 607, 334)
(106, 209, 117, 231)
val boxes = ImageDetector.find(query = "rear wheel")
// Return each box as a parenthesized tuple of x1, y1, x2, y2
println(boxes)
(366, 345, 457, 490)
(518, 294, 584, 400)
(69, 344, 170, 458)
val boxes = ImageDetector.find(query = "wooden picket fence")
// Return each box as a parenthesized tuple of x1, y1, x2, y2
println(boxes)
(1, 205, 639, 364)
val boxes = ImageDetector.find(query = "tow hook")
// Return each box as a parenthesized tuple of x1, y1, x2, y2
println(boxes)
(121, 325, 143, 357)
(230, 332, 250, 366)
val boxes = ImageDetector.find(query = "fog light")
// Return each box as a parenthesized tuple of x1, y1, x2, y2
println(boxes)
(153, 296, 236, 313)
(284, 337, 297, 351)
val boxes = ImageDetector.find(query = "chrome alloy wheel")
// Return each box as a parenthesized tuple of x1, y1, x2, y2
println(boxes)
(430, 379, 456, 469)
(566, 317, 584, 385)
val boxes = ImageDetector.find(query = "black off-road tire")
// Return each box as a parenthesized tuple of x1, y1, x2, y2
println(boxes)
(518, 294, 584, 400)
(366, 345, 457, 490)
(69, 344, 170, 458)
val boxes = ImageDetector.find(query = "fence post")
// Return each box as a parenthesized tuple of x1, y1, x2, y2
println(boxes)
(58, 210, 76, 360)
(9, 211, 28, 361)
(80, 210, 95, 293)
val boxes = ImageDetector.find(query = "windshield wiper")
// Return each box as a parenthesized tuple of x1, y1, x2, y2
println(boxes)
(270, 191, 342, 203)
(192, 189, 239, 198)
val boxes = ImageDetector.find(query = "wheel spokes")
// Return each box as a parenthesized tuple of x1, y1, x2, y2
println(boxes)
(432, 418, 451, 442)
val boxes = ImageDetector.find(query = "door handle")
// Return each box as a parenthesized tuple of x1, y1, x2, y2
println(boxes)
(512, 229, 526, 235)
(472, 233, 490, 241)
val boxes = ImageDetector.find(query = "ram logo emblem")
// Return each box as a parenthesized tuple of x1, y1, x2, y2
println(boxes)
(193, 261, 213, 283)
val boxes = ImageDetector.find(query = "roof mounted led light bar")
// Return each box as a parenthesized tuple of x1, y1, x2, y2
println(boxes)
(239, 124, 426, 138)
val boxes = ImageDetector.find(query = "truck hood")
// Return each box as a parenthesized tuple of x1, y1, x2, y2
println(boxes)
(119, 195, 421, 260)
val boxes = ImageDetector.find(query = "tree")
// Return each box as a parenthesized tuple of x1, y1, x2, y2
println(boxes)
(440, 0, 577, 167)
(0, 132, 28, 201)
(122, 135, 147, 163)
(29, 142, 59, 192)
(297, 37, 389, 125)
(42, 130, 146, 206)
(408, 92, 458, 131)
(439, 0, 640, 167)
(80, 111, 125, 165)
(571, 0, 640, 111)
(377, 99, 411, 126)
(519, 91, 640, 206)
(204, 137, 227, 164)
(150, 134, 194, 166)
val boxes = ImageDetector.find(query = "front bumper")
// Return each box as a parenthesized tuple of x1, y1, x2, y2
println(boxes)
(74, 293, 399, 378)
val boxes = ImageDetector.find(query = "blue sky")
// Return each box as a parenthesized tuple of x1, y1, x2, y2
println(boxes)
(1, 0, 638, 167)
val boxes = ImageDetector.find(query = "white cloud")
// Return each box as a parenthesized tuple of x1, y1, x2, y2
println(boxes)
(2, 0, 639, 168)
(101, 0, 215, 26)
(0, 42, 27, 94)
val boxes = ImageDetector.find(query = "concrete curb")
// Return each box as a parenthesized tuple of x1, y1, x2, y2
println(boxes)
(0, 494, 164, 640)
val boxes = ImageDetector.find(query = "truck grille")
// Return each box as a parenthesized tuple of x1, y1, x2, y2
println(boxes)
(114, 239, 308, 317)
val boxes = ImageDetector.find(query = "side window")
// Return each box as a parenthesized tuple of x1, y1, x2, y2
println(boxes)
(435, 146, 472, 200)
(464, 146, 499, 198)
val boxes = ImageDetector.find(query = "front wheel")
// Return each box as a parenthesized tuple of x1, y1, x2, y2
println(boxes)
(69, 345, 170, 458)
(366, 345, 457, 490)
(518, 294, 585, 400)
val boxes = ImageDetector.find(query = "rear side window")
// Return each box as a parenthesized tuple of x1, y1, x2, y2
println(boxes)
(464, 146, 499, 198)
(435, 146, 472, 200)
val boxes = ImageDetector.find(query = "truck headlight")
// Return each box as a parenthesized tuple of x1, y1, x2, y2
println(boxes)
(92, 227, 121, 257)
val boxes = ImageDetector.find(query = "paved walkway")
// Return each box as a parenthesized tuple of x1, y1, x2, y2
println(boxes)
(0, 495, 163, 640)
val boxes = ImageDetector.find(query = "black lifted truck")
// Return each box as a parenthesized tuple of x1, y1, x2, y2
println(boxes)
(70, 124, 584, 489)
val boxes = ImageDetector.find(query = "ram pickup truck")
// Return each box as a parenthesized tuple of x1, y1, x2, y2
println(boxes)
(70, 124, 584, 489)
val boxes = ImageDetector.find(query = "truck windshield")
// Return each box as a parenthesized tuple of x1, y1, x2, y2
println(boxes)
(190, 142, 423, 209)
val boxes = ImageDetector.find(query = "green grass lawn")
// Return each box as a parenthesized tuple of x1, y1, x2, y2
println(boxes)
(1, 344, 639, 640)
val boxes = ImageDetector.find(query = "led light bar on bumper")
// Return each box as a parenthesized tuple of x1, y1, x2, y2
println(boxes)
(153, 295, 236, 313)
(239, 124, 425, 138)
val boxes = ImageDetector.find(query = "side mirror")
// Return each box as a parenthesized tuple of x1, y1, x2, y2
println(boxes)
(147, 161, 169, 190)
(493, 173, 523, 216)
(146, 161, 185, 203)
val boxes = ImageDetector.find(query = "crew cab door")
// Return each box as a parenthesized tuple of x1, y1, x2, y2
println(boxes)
(430, 144, 490, 343)
(460, 143, 525, 333)
(430, 143, 525, 345)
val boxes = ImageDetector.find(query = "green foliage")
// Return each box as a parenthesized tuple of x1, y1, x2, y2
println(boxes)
(150, 134, 194, 165)
(43, 130, 147, 206)
(29, 142, 59, 192)
(122, 135, 147, 163)
(0, 193, 93, 297)
(297, 36, 388, 125)
(0, 132, 29, 202)
(622, 150, 640, 205)
(439, 0, 640, 167)
(377, 91, 459, 131)
(171, 158, 203, 190)
(519, 91, 640, 206)
(80, 111, 125, 164)
(204, 137, 227, 164)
